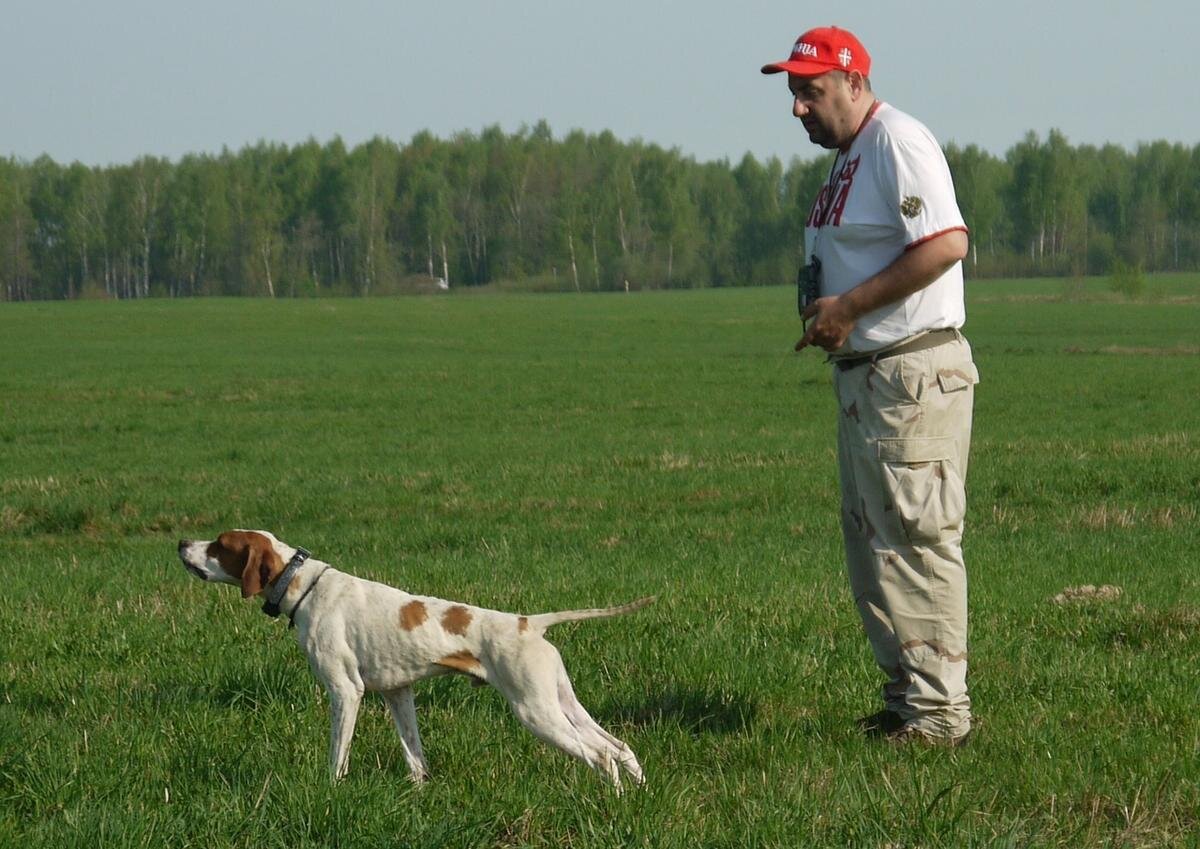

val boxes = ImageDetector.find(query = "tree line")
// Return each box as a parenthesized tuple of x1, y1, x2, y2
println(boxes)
(1, 122, 1197, 301)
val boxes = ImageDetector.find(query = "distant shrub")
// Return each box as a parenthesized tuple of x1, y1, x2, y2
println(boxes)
(1108, 260, 1146, 299)
(481, 274, 583, 294)
(77, 281, 113, 300)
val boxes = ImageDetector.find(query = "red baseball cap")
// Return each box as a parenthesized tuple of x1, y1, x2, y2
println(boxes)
(761, 26, 871, 77)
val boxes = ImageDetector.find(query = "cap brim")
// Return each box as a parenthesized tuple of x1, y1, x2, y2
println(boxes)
(760, 59, 833, 76)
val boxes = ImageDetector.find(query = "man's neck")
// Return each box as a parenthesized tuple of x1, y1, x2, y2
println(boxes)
(839, 96, 879, 152)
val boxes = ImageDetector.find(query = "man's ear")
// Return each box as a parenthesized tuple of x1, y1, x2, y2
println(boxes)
(241, 544, 267, 598)
(847, 69, 867, 99)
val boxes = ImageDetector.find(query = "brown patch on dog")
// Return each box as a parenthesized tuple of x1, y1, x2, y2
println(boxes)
(441, 605, 473, 635)
(399, 600, 428, 631)
(436, 650, 483, 676)
(207, 531, 283, 598)
(207, 532, 251, 575)
(518, 616, 529, 634)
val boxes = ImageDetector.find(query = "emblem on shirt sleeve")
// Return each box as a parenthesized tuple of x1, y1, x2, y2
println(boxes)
(900, 196, 924, 218)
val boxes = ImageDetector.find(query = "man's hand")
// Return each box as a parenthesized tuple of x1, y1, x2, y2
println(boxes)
(796, 295, 857, 352)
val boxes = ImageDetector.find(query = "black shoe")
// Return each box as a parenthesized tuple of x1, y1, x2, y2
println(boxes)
(857, 709, 905, 738)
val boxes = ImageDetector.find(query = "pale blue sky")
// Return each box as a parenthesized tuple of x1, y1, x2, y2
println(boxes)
(4, 0, 1196, 167)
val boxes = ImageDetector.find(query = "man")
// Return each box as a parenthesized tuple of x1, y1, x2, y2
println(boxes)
(762, 26, 978, 746)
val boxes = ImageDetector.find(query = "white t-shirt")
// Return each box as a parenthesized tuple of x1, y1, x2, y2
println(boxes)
(804, 101, 967, 355)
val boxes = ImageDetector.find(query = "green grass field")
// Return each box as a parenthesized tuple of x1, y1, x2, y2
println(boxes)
(2, 278, 1198, 848)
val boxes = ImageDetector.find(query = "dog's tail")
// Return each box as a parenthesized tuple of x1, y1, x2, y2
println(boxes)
(526, 596, 656, 632)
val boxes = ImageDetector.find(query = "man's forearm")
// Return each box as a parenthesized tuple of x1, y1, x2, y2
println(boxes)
(839, 229, 969, 322)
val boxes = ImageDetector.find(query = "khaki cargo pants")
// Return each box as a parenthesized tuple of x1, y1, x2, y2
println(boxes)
(833, 331, 978, 738)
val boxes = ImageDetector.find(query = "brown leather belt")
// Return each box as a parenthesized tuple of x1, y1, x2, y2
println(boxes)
(833, 328, 959, 372)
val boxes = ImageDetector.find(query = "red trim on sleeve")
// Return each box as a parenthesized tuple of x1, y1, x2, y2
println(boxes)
(904, 226, 969, 252)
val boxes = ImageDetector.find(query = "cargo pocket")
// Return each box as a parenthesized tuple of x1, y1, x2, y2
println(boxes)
(877, 436, 965, 546)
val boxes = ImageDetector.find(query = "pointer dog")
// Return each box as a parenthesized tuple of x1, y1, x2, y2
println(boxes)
(178, 530, 651, 788)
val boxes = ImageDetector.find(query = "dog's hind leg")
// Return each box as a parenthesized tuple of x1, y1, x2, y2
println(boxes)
(556, 666, 644, 785)
(383, 686, 428, 782)
(493, 643, 621, 787)
(512, 699, 619, 787)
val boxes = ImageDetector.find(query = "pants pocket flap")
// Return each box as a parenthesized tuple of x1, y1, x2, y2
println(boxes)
(937, 365, 980, 393)
(877, 436, 957, 464)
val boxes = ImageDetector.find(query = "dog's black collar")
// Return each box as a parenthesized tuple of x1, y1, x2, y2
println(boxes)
(261, 547, 310, 619)
(285, 565, 329, 630)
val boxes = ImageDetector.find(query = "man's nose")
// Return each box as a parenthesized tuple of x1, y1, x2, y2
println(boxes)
(793, 98, 808, 119)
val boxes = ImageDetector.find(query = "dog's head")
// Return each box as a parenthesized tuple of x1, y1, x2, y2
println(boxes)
(178, 530, 288, 599)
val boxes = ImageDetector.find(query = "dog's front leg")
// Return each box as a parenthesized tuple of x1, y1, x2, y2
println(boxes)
(327, 680, 363, 780)
(383, 686, 429, 782)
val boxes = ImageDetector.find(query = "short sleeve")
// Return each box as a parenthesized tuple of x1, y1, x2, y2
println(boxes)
(875, 125, 966, 248)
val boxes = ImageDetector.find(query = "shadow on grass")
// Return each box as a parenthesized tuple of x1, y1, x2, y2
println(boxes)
(151, 665, 758, 742)
(607, 685, 757, 736)
(6, 689, 74, 719)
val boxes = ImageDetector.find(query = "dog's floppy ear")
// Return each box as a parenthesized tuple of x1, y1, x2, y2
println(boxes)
(239, 538, 281, 599)
(240, 543, 266, 598)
